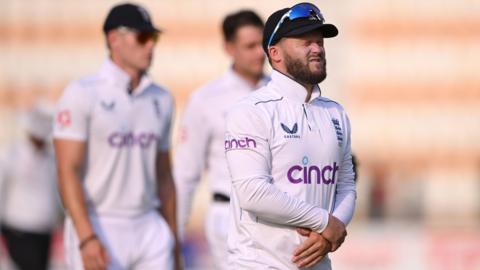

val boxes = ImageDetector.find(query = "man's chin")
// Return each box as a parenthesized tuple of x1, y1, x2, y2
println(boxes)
(246, 66, 264, 78)
(309, 69, 325, 78)
(139, 62, 151, 71)
(253, 69, 265, 78)
(307, 70, 327, 84)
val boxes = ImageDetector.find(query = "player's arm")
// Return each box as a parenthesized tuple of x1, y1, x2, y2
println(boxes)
(292, 113, 356, 267)
(156, 95, 182, 270)
(54, 139, 109, 270)
(157, 151, 177, 233)
(156, 150, 182, 270)
(173, 96, 209, 239)
(53, 82, 109, 270)
(331, 114, 356, 226)
(323, 113, 356, 250)
(225, 103, 330, 232)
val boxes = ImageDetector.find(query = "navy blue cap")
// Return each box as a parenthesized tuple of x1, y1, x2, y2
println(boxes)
(263, 4, 338, 53)
(103, 3, 161, 33)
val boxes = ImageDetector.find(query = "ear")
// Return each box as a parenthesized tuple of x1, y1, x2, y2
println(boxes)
(224, 41, 235, 57)
(268, 45, 282, 64)
(106, 30, 119, 50)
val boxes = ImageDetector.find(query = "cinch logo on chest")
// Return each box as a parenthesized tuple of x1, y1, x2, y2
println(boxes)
(108, 132, 158, 148)
(281, 122, 300, 139)
(287, 156, 338, 185)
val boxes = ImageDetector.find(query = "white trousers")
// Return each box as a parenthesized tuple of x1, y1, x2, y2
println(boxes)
(64, 211, 174, 270)
(205, 202, 230, 270)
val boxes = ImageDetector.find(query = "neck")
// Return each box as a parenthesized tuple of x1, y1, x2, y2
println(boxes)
(301, 82, 316, 102)
(273, 67, 315, 102)
(111, 56, 143, 90)
(232, 64, 262, 88)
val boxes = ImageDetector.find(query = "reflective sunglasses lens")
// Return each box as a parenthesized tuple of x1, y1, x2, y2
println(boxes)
(267, 3, 322, 48)
(289, 3, 321, 20)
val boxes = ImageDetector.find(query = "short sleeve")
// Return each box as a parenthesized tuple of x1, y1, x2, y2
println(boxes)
(157, 92, 174, 152)
(53, 82, 91, 141)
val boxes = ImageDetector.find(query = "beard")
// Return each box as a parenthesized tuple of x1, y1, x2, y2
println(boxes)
(284, 52, 326, 85)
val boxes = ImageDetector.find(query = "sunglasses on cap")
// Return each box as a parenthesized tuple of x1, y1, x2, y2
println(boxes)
(267, 3, 324, 48)
(118, 26, 159, 45)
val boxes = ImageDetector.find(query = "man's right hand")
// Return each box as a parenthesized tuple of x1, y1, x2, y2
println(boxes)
(80, 237, 110, 270)
(292, 228, 331, 268)
(321, 214, 347, 252)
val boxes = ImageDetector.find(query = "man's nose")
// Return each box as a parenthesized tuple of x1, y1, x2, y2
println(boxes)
(310, 42, 325, 55)
(144, 39, 156, 50)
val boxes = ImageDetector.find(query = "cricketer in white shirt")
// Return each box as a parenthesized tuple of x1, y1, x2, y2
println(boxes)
(174, 67, 268, 263)
(174, 9, 267, 269)
(225, 68, 356, 269)
(54, 58, 175, 269)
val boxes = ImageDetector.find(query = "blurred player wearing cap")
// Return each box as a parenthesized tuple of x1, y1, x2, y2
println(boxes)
(0, 101, 62, 270)
(173, 10, 267, 269)
(225, 2, 356, 269)
(53, 3, 180, 270)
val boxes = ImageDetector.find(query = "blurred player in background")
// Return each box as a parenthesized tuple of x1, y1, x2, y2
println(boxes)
(0, 101, 62, 270)
(225, 3, 356, 269)
(53, 3, 180, 270)
(174, 10, 268, 269)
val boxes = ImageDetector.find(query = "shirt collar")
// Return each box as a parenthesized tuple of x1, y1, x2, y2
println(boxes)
(270, 70, 321, 103)
(99, 58, 153, 95)
(225, 67, 269, 91)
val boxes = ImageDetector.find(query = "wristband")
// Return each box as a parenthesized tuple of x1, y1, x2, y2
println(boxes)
(79, 234, 97, 250)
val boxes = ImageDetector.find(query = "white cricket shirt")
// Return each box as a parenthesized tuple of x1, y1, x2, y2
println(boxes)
(225, 70, 356, 269)
(174, 68, 268, 233)
(0, 139, 60, 233)
(53, 59, 173, 218)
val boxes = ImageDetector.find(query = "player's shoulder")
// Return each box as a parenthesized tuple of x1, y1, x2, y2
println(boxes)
(315, 97, 351, 126)
(145, 82, 174, 114)
(226, 87, 276, 132)
(181, 76, 230, 112)
(315, 96, 346, 112)
(148, 82, 173, 99)
(189, 75, 230, 101)
(237, 86, 281, 107)
(75, 71, 107, 88)
(233, 86, 283, 121)
(63, 73, 102, 98)
(228, 86, 278, 119)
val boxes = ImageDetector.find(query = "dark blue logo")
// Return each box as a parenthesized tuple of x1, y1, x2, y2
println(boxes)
(281, 123, 298, 134)
(331, 118, 343, 146)
(152, 99, 161, 118)
(281, 123, 300, 139)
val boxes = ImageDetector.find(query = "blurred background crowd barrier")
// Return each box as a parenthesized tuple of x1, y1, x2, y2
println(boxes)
(0, 1, 479, 269)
